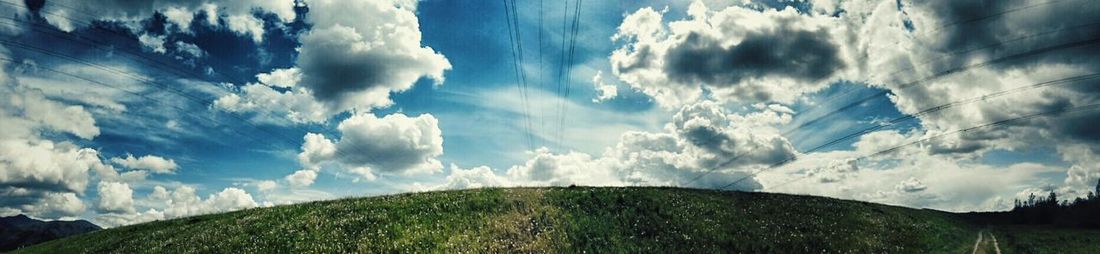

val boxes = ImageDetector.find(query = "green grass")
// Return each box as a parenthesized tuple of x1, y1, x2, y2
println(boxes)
(12, 187, 1087, 253)
(992, 225, 1100, 254)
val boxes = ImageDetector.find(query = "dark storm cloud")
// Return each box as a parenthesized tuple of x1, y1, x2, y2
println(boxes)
(918, 0, 1100, 72)
(297, 50, 394, 102)
(664, 27, 844, 88)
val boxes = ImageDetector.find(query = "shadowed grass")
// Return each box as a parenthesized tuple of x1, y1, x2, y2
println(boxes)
(992, 225, 1100, 254)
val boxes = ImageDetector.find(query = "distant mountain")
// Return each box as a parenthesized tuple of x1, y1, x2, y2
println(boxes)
(0, 214, 100, 252)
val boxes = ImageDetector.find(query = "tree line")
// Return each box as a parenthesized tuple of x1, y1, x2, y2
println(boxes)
(1005, 179, 1100, 228)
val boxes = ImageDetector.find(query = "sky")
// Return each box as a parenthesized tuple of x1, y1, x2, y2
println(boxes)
(1, 0, 1099, 227)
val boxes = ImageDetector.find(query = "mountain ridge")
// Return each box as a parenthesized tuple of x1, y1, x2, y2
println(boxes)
(0, 214, 100, 252)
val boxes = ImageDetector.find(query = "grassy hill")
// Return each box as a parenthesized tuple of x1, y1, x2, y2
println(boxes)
(11, 187, 1098, 253)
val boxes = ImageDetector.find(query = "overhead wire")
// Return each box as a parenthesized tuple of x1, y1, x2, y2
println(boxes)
(781, 35, 1100, 138)
(791, 0, 1090, 132)
(502, 0, 535, 150)
(682, 35, 1100, 188)
(0, 55, 276, 148)
(766, 100, 1100, 192)
(0, 0, 250, 85)
(721, 98, 1100, 191)
(556, 0, 582, 150)
(0, 8, 396, 168)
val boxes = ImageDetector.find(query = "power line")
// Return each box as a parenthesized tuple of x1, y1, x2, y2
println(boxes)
(556, 0, 582, 150)
(553, 0, 570, 150)
(804, 73, 1100, 154)
(682, 37, 1100, 186)
(930, 0, 1076, 33)
(0, 56, 274, 148)
(0, 22, 398, 170)
(722, 101, 1100, 191)
(782, 36, 1100, 138)
(502, 0, 535, 150)
(538, 0, 545, 131)
(0, 0, 250, 85)
(795, 1, 1096, 127)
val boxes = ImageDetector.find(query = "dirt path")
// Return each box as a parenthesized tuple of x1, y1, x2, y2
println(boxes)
(972, 231, 1002, 254)
(989, 232, 1002, 254)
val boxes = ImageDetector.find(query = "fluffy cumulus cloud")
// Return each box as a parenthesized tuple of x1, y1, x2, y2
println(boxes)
(439, 164, 511, 190)
(137, 33, 167, 54)
(825, 0, 1100, 200)
(285, 169, 318, 188)
(213, 68, 330, 124)
(332, 113, 444, 174)
(0, 45, 250, 225)
(160, 186, 258, 218)
(256, 180, 277, 192)
(110, 154, 178, 174)
(597, 0, 1100, 210)
(96, 185, 259, 227)
(296, 0, 451, 113)
(0, 65, 106, 218)
(610, 2, 851, 107)
(590, 71, 618, 102)
(97, 181, 135, 214)
(435, 100, 795, 191)
(294, 112, 444, 181)
(214, 0, 451, 123)
(790, 0, 1100, 159)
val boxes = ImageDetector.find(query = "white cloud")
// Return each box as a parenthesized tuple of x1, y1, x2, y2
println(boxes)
(110, 154, 178, 174)
(438, 164, 512, 190)
(173, 41, 204, 58)
(293, 0, 451, 114)
(255, 67, 301, 88)
(162, 7, 194, 31)
(210, 1, 451, 123)
(896, 177, 927, 192)
(610, 2, 850, 108)
(761, 142, 1067, 212)
(213, 70, 332, 124)
(0, 55, 108, 220)
(137, 33, 167, 54)
(150, 186, 170, 200)
(595, 0, 1100, 212)
(0, 81, 99, 140)
(298, 112, 444, 177)
(97, 181, 135, 213)
(853, 130, 913, 155)
(159, 186, 258, 219)
(0, 139, 100, 193)
(256, 180, 277, 192)
(94, 208, 164, 228)
(506, 148, 623, 187)
(285, 169, 318, 188)
(431, 100, 791, 191)
(16, 192, 87, 218)
(41, 0, 296, 33)
(297, 133, 336, 169)
(591, 70, 618, 102)
(225, 15, 265, 43)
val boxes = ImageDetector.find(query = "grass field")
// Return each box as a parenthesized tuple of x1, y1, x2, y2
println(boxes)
(11, 187, 1094, 253)
(991, 225, 1100, 253)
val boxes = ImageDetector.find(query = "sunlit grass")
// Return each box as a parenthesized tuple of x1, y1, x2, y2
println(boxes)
(13, 187, 1007, 253)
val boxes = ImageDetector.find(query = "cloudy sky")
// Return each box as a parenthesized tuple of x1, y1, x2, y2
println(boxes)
(2, 0, 1099, 227)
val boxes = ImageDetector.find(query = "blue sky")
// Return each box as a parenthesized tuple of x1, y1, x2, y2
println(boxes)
(2, 0, 1099, 227)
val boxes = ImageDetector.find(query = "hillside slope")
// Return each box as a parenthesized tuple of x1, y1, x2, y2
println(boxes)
(15, 187, 984, 253)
